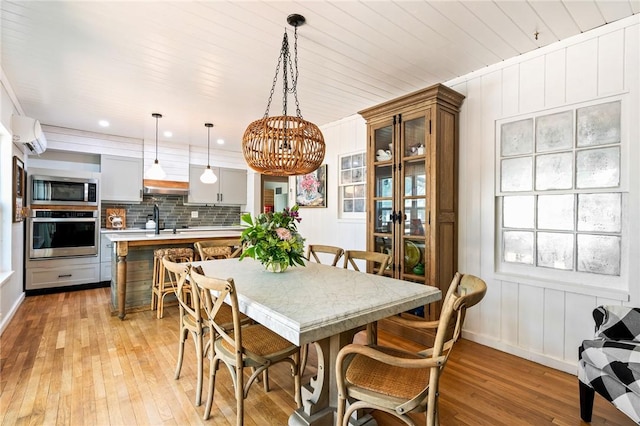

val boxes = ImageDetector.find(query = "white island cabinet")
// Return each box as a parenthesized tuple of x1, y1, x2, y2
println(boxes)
(188, 165, 247, 205)
(100, 233, 113, 282)
(101, 154, 143, 202)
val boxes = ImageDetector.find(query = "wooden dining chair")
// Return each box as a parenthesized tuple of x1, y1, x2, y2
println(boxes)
(335, 273, 487, 426)
(162, 256, 208, 407)
(162, 257, 250, 408)
(305, 244, 345, 267)
(343, 250, 391, 275)
(342, 250, 393, 344)
(190, 267, 302, 424)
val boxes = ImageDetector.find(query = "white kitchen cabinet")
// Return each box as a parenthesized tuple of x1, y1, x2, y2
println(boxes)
(101, 154, 143, 202)
(188, 165, 247, 205)
(26, 262, 100, 290)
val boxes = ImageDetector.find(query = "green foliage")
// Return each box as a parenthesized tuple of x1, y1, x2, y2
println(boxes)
(239, 205, 306, 271)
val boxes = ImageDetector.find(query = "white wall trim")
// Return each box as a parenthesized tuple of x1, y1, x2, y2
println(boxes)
(0, 68, 24, 116)
(462, 330, 578, 375)
(0, 290, 24, 337)
(0, 270, 14, 289)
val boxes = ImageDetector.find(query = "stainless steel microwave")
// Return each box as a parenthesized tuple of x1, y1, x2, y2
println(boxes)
(30, 175, 99, 206)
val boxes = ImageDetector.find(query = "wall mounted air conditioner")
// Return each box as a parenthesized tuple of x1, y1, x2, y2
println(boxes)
(11, 115, 47, 154)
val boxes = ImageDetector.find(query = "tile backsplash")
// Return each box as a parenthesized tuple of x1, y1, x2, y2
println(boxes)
(102, 195, 241, 229)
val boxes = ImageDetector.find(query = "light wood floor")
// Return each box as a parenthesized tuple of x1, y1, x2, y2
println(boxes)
(0, 287, 633, 425)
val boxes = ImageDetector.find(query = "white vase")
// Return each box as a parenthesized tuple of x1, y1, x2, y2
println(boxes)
(266, 262, 288, 273)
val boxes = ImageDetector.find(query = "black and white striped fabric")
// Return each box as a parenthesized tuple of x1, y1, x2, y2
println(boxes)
(579, 305, 640, 423)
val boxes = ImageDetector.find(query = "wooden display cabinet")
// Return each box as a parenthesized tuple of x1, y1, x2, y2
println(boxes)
(359, 83, 464, 344)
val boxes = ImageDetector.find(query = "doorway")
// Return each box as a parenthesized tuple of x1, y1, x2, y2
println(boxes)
(261, 175, 289, 213)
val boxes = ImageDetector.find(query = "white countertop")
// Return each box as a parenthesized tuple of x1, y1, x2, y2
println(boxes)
(101, 225, 244, 234)
(105, 229, 243, 242)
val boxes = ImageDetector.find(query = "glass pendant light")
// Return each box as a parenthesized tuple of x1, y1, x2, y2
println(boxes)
(146, 113, 166, 179)
(200, 122, 218, 184)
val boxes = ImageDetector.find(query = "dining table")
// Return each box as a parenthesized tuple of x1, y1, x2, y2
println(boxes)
(195, 257, 441, 426)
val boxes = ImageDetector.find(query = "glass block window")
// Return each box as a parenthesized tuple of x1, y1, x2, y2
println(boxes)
(339, 152, 366, 219)
(497, 100, 623, 277)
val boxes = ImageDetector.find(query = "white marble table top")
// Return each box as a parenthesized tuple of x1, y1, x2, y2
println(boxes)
(195, 258, 441, 346)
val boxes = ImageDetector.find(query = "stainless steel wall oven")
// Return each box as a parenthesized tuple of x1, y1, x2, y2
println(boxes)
(28, 209, 99, 259)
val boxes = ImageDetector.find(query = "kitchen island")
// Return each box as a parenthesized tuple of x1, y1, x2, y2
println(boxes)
(105, 228, 243, 319)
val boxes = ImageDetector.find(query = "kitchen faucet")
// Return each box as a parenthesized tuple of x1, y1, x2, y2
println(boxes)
(153, 204, 160, 235)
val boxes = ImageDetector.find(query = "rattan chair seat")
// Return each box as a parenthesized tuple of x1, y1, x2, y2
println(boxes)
(220, 324, 296, 357)
(345, 346, 429, 400)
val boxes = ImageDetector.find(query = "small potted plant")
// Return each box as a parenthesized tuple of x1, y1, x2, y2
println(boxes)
(239, 205, 306, 272)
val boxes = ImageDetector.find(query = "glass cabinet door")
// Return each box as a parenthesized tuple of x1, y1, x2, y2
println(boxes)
(399, 115, 428, 285)
(403, 162, 426, 237)
(373, 125, 394, 161)
(373, 122, 395, 237)
(371, 121, 396, 276)
(402, 115, 426, 158)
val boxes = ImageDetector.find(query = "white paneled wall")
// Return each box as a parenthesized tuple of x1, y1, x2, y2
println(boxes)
(144, 138, 189, 181)
(294, 115, 368, 254)
(447, 15, 639, 373)
(43, 125, 143, 158)
(188, 145, 245, 170)
(41, 125, 247, 182)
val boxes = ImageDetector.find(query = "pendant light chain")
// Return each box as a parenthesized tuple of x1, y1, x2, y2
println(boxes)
(291, 26, 302, 118)
(262, 26, 303, 120)
(263, 35, 285, 118)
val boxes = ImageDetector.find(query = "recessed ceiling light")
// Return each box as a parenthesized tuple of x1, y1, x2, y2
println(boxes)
(163, 131, 173, 138)
(217, 139, 224, 145)
(98, 120, 109, 127)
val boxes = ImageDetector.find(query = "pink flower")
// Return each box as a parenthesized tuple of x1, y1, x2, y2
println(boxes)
(275, 227, 292, 240)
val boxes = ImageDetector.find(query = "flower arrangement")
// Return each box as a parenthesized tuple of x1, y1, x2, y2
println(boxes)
(239, 205, 306, 272)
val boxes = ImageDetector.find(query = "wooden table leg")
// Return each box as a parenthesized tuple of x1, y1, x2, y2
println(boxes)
(289, 329, 373, 426)
(116, 241, 128, 320)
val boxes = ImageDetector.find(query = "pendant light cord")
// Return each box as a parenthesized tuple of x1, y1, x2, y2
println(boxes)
(154, 114, 159, 162)
(207, 126, 211, 168)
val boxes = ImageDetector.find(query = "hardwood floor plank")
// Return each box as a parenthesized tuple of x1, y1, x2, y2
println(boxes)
(0, 287, 635, 425)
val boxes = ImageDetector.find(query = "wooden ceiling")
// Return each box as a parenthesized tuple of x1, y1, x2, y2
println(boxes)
(2, 1, 638, 151)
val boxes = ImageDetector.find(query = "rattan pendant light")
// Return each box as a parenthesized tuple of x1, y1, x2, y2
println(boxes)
(242, 14, 325, 176)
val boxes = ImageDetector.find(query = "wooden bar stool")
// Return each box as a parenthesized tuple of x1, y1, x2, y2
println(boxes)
(194, 239, 242, 260)
(151, 247, 194, 319)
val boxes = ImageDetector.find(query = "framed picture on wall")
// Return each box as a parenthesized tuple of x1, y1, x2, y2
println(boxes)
(13, 156, 25, 222)
(296, 164, 327, 208)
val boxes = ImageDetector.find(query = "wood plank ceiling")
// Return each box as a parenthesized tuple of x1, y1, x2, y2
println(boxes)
(1, 1, 638, 151)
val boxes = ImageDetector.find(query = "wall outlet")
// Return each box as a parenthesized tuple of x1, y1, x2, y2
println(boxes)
(191, 211, 198, 218)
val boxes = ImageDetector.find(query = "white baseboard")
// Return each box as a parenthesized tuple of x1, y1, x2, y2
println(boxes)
(462, 330, 578, 375)
(0, 291, 25, 336)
